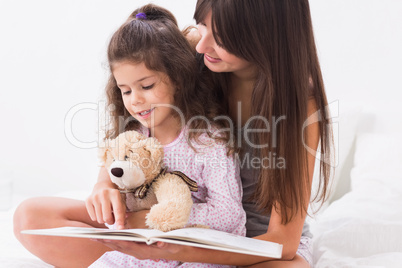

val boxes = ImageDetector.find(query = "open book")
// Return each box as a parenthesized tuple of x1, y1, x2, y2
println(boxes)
(22, 227, 282, 259)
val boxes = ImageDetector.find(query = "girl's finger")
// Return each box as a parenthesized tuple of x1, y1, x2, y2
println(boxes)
(93, 199, 104, 224)
(110, 192, 126, 229)
(101, 199, 114, 225)
(85, 199, 96, 222)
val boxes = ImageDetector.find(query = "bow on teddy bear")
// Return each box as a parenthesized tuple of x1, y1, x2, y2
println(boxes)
(99, 130, 197, 232)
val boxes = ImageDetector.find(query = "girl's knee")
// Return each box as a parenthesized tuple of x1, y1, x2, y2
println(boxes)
(13, 197, 58, 234)
(13, 198, 42, 234)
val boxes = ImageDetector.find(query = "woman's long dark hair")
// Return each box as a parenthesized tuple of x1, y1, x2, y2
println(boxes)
(195, 0, 333, 224)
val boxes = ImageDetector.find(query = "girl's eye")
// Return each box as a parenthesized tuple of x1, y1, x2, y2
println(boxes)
(122, 90, 131, 95)
(124, 156, 129, 160)
(142, 84, 154, 90)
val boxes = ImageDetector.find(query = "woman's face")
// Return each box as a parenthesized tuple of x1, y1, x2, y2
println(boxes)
(196, 11, 254, 77)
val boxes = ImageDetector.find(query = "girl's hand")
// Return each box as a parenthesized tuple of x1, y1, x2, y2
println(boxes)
(85, 180, 126, 229)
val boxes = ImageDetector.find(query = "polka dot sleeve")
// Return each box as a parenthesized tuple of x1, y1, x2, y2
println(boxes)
(187, 144, 246, 236)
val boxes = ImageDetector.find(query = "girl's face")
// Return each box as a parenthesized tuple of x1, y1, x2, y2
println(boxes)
(113, 61, 179, 140)
(196, 11, 254, 77)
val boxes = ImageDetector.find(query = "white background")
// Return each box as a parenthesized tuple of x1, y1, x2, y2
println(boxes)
(0, 0, 401, 200)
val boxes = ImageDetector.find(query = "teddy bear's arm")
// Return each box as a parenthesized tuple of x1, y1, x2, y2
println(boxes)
(145, 174, 193, 232)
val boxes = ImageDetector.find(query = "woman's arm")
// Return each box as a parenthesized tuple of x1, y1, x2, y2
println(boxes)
(255, 99, 320, 260)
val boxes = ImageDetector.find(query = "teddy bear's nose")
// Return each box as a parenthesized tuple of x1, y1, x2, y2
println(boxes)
(111, 167, 124, 178)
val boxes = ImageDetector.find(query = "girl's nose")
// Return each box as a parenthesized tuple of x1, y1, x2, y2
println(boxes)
(130, 90, 144, 106)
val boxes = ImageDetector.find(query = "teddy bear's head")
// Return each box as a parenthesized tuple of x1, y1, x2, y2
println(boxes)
(99, 131, 164, 190)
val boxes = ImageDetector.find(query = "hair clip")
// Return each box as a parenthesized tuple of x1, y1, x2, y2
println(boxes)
(136, 13, 147, 20)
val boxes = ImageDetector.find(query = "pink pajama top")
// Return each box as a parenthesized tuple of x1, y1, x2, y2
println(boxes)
(90, 127, 246, 268)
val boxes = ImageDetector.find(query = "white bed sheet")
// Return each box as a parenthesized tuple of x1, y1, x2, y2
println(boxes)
(0, 191, 89, 268)
(310, 181, 402, 268)
(3, 178, 402, 268)
(0, 202, 52, 267)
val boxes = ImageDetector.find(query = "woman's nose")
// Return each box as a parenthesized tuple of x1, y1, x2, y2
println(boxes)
(196, 29, 214, 54)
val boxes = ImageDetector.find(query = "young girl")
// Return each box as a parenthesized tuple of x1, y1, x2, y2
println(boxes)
(88, 4, 246, 267)
(14, 4, 246, 268)
(94, 0, 332, 267)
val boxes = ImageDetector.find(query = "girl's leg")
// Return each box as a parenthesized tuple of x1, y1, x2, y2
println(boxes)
(13, 196, 111, 268)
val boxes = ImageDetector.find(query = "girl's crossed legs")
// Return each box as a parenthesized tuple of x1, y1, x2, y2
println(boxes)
(13, 197, 110, 268)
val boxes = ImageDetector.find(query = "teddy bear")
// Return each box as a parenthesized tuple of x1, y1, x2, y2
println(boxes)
(99, 130, 197, 232)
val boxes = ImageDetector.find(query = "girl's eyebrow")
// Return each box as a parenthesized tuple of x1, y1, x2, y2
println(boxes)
(117, 75, 155, 87)
(136, 75, 155, 82)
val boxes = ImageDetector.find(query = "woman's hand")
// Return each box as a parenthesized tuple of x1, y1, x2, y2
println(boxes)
(85, 180, 126, 229)
(92, 239, 189, 261)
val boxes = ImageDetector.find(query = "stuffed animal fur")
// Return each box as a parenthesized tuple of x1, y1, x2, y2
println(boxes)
(99, 130, 197, 232)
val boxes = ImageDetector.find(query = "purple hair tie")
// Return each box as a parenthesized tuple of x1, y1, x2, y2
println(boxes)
(136, 12, 147, 20)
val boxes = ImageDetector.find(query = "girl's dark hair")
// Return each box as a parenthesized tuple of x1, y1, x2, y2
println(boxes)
(195, 0, 333, 224)
(105, 4, 228, 148)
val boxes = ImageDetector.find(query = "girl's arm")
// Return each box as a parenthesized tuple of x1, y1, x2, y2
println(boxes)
(186, 144, 246, 235)
(85, 166, 127, 230)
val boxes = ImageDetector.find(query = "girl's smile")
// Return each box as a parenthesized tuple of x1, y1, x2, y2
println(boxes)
(136, 107, 155, 119)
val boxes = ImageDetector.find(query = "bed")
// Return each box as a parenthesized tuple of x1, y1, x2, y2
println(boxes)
(1, 112, 402, 268)
(309, 131, 402, 267)
(0, 195, 54, 268)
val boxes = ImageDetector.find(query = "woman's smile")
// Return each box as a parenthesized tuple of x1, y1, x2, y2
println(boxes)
(205, 54, 222, 63)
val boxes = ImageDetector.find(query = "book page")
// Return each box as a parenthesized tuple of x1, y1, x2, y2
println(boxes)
(22, 227, 164, 244)
(153, 228, 282, 258)
(22, 227, 282, 258)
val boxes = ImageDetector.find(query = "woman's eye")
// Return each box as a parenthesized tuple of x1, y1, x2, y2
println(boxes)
(122, 90, 131, 95)
(142, 84, 154, 90)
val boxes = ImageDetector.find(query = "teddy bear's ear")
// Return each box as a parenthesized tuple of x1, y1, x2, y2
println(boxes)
(98, 138, 110, 164)
(123, 130, 146, 144)
(144, 137, 164, 163)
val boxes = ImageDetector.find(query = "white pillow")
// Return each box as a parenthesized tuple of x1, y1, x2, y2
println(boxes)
(351, 133, 402, 191)
(310, 101, 361, 210)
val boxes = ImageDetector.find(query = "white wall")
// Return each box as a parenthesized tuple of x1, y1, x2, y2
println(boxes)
(1, 0, 401, 199)
(0, 0, 197, 198)
(310, 0, 402, 133)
